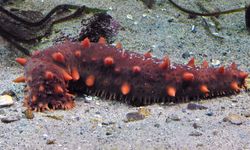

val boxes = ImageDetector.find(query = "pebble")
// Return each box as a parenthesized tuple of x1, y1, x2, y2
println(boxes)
(23, 109, 34, 119)
(126, 14, 133, 20)
(205, 110, 214, 116)
(106, 132, 112, 136)
(125, 112, 145, 122)
(46, 139, 56, 145)
(167, 18, 174, 23)
(187, 103, 208, 110)
(0, 95, 14, 108)
(166, 114, 181, 122)
(242, 111, 250, 117)
(189, 131, 202, 136)
(138, 107, 151, 117)
(1, 115, 20, 123)
(101, 122, 109, 126)
(211, 59, 221, 67)
(0, 109, 5, 115)
(154, 123, 160, 128)
(223, 113, 245, 125)
(212, 131, 218, 136)
(84, 96, 93, 103)
(191, 25, 197, 33)
(182, 51, 191, 59)
(1, 90, 16, 97)
(193, 123, 202, 129)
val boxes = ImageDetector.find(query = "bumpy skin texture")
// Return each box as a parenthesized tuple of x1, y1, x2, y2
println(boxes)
(18, 39, 248, 111)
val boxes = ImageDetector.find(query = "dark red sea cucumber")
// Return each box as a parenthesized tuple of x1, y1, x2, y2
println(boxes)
(14, 37, 248, 111)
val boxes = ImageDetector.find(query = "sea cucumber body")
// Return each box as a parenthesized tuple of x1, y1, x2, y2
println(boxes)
(21, 40, 247, 110)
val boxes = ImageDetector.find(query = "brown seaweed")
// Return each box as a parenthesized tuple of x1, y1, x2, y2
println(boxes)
(0, 4, 106, 55)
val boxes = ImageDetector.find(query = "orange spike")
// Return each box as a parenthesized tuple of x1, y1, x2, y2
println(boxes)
(13, 76, 26, 83)
(116, 42, 122, 49)
(32, 95, 37, 103)
(132, 66, 141, 73)
(231, 62, 237, 70)
(200, 85, 209, 93)
(182, 72, 194, 81)
(66, 93, 75, 97)
(45, 71, 54, 79)
(39, 85, 45, 92)
(104, 56, 114, 66)
(144, 51, 152, 59)
(27, 76, 32, 82)
(202, 60, 209, 68)
(218, 66, 225, 74)
(230, 81, 240, 91)
(187, 57, 195, 68)
(239, 72, 248, 79)
(85, 75, 95, 87)
(62, 70, 73, 81)
(72, 67, 80, 81)
(159, 57, 170, 69)
(15, 58, 27, 66)
(121, 82, 131, 95)
(166, 86, 176, 97)
(74, 50, 81, 58)
(98, 37, 106, 44)
(52, 52, 65, 63)
(54, 85, 64, 94)
(81, 37, 91, 48)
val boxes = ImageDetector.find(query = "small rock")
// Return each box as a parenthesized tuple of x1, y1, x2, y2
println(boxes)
(101, 122, 109, 126)
(196, 143, 204, 147)
(44, 115, 63, 120)
(181, 108, 187, 113)
(126, 14, 133, 20)
(182, 51, 191, 59)
(223, 113, 245, 125)
(231, 99, 238, 103)
(205, 110, 214, 116)
(138, 107, 151, 117)
(0, 95, 14, 108)
(167, 18, 174, 23)
(222, 52, 227, 56)
(95, 111, 101, 114)
(211, 59, 221, 67)
(43, 134, 49, 140)
(212, 130, 218, 136)
(242, 111, 250, 117)
(1, 90, 16, 97)
(106, 132, 112, 136)
(84, 96, 93, 103)
(125, 112, 145, 122)
(187, 103, 208, 110)
(191, 25, 197, 33)
(46, 139, 56, 145)
(193, 123, 202, 129)
(0, 109, 5, 115)
(189, 131, 202, 136)
(23, 109, 34, 119)
(166, 114, 181, 122)
(1, 116, 20, 123)
(154, 123, 160, 128)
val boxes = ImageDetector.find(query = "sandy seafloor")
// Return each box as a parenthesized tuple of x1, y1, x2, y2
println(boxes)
(1, 0, 250, 149)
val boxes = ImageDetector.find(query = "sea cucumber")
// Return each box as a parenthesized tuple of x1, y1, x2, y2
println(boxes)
(14, 37, 248, 111)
